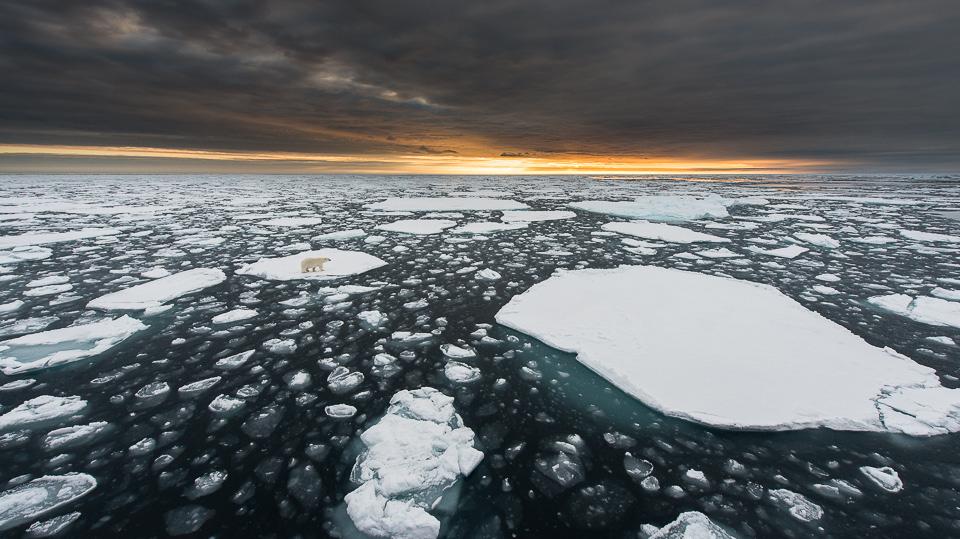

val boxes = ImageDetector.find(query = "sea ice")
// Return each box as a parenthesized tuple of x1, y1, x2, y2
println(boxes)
(258, 217, 322, 227)
(899, 229, 960, 243)
(0, 228, 120, 249)
(0, 395, 87, 432)
(365, 197, 528, 212)
(314, 229, 366, 241)
(344, 387, 483, 539)
(500, 210, 576, 222)
(602, 222, 730, 244)
(0, 316, 147, 375)
(859, 466, 903, 493)
(496, 265, 960, 434)
(570, 195, 754, 222)
(647, 511, 735, 538)
(211, 308, 257, 325)
(868, 294, 960, 328)
(0, 246, 52, 265)
(450, 222, 527, 234)
(794, 232, 839, 249)
(236, 249, 386, 281)
(88, 268, 226, 310)
(0, 474, 97, 531)
(745, 245, 809, 259)
(376, 219, 457, 235)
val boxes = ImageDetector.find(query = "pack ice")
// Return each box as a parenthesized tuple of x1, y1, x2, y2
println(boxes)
(496, 266, 960, 435)
(87, 268, 226, 310)
(0, 316, 147, 375)
(345, 387, 483, 539)
(236, 249, 387, 281)
(0, 474, 97, 531)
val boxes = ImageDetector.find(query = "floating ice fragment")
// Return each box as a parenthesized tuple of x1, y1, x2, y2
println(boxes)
(314, 229, 366, 241)
(376, 219, 456, 235)
(40, 422, 112, 452)
(859, 466, 903, 493)
(476, 268, 501, 281)
(444, 361, 481, 384)
(325, 404, 357, 418)
(868, 294, 960, 328)
(768, 489, 823, 522)
(0, 228, 120, 249)
(745, 244, 808, 258)
(0, 315, 147, 375)
(794, 232, 839, 249)
(0, 246, 52, 265)
(211, 308, 257, 325)
(365, 197, 528, 212)
(214, 350, 254, 370)
(0, 395, 87, 431)
(570, 195, 735, 222)
(647, 511, 735, 539)
(88, 268, 226, 310)
(258, 217, 322, 227)
(501, 210, 576, 222)
(603, 222, 729, 244)
(450, 222, 527, 234)
(899, 229, 960, 243)
(345, 387, 482, 539)
(0, 474, 97, 531)
(358, 310, 387, 330)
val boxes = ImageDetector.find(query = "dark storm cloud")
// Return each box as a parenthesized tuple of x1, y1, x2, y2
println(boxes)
(1, 0, 959, 169)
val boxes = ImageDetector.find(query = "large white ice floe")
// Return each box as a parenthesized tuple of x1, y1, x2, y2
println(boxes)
(500, 210, 576, 222)
(236, 249, 386, 281)
(602, 222, 730, 244)
(0, 395, 87, 431)
(0, 474, 97, 531)
(867, 294, 960, 328)
(570, 195, 762, 222)
(450, 222, 527, 234)
(88, 268, 226, 311)
(0, 246, 52, 265)
(0, 227, 121, 248)
(0, 316, 147, 375)
(647, 511, 735, 538)
(495, 265, 960, 435)
(344, 387, 484, 539)
(364, 197, 529, 212)
(376, 219, 457, 235)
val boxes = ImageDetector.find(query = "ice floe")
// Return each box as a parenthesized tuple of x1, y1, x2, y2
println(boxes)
(88, 268, 226, 310)
(365, 197, 528, 212)
(0, 474, 97, 531)
(376, 219, 457, 235)
(236, 249, 386, 281)
(647, 511, 735, 538)
(496, 265, 960, 434)
(868, 294, 960, 328)
(603, 222, 730, 244)
(345, 387, 483, 539)
(570, 195, 762, 222)
(0, 228, 120, 248)
(500, 210, 576, 222)
(0, 316, 147, 375)
(0, 395, 87, 431)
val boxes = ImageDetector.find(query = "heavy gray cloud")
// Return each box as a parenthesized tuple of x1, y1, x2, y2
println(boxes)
(1, 0, 958, 170)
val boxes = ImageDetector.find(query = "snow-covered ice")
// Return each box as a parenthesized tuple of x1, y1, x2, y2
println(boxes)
(868, 295, 960, 328)
(0, 395, 87, 431)
(88, 268, 226, 310)
(0, 316, 147, 375)
(365, 197, 528, 212)
(376, 219, 457, 235)
(236, 249, 386, 281)
(496, 266, 960, 434)
(0, 474, 97, 531)
(345, 387, 483, 539)
(603, 222, 730, 244)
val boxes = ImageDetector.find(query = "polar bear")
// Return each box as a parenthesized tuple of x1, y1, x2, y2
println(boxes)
(300, 256, 331, 273)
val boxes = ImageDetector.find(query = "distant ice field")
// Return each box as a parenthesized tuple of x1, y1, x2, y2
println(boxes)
(0, 174, 958, 538)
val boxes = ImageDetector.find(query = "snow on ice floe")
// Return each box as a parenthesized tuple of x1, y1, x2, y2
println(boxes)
(868, 294, 960, 328)
(0, 246, 52, 265)
(376, 219, 457, 235)
(314, 229, 366, 241)
(236, 249, 386, 281)
(211, 308, 257, 325)
(0, 316, 147, 375)
(570, 194, 765, 222)
(258, 217, 322, 227)
(500, 210, 576, 222)
(495, 265, 960, 435)
(0, 228, 120, 249)
(602, 222, 730, 244)
(88, 268, 226, 311)
(745, 244, 809, 259)
(899, 229, 960, 243)
(345, 387, 483, 539)
(364, 197, 528, 212)
(646, 511, 735, 538)
(0, 395, 87, 431)
(0, 474, 97, 531)
(450, 222, 527, 234)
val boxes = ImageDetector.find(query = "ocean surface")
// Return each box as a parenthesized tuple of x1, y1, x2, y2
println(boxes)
(0, 174, 959, 538)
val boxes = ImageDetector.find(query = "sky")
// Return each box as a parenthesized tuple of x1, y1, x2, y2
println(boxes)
(1, 0, 958, 174)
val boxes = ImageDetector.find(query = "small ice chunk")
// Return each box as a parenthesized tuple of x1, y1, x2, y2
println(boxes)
(476, 268, 501, 281)
(40, 421, 112, 452)
(745, 244, 809, 258)
(315, 229, 366, 241)
(768, 489, 823, 522)
(859, 466, 903, 493)
(325, 404, 357, 418)
(647, 511, 735, 538)
(211, 308, 257, 325)
(444, 361, 481, 384)
(215, 350, 255, 370)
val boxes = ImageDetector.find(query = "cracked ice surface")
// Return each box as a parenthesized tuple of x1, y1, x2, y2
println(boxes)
(345, 387, 483, 539)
